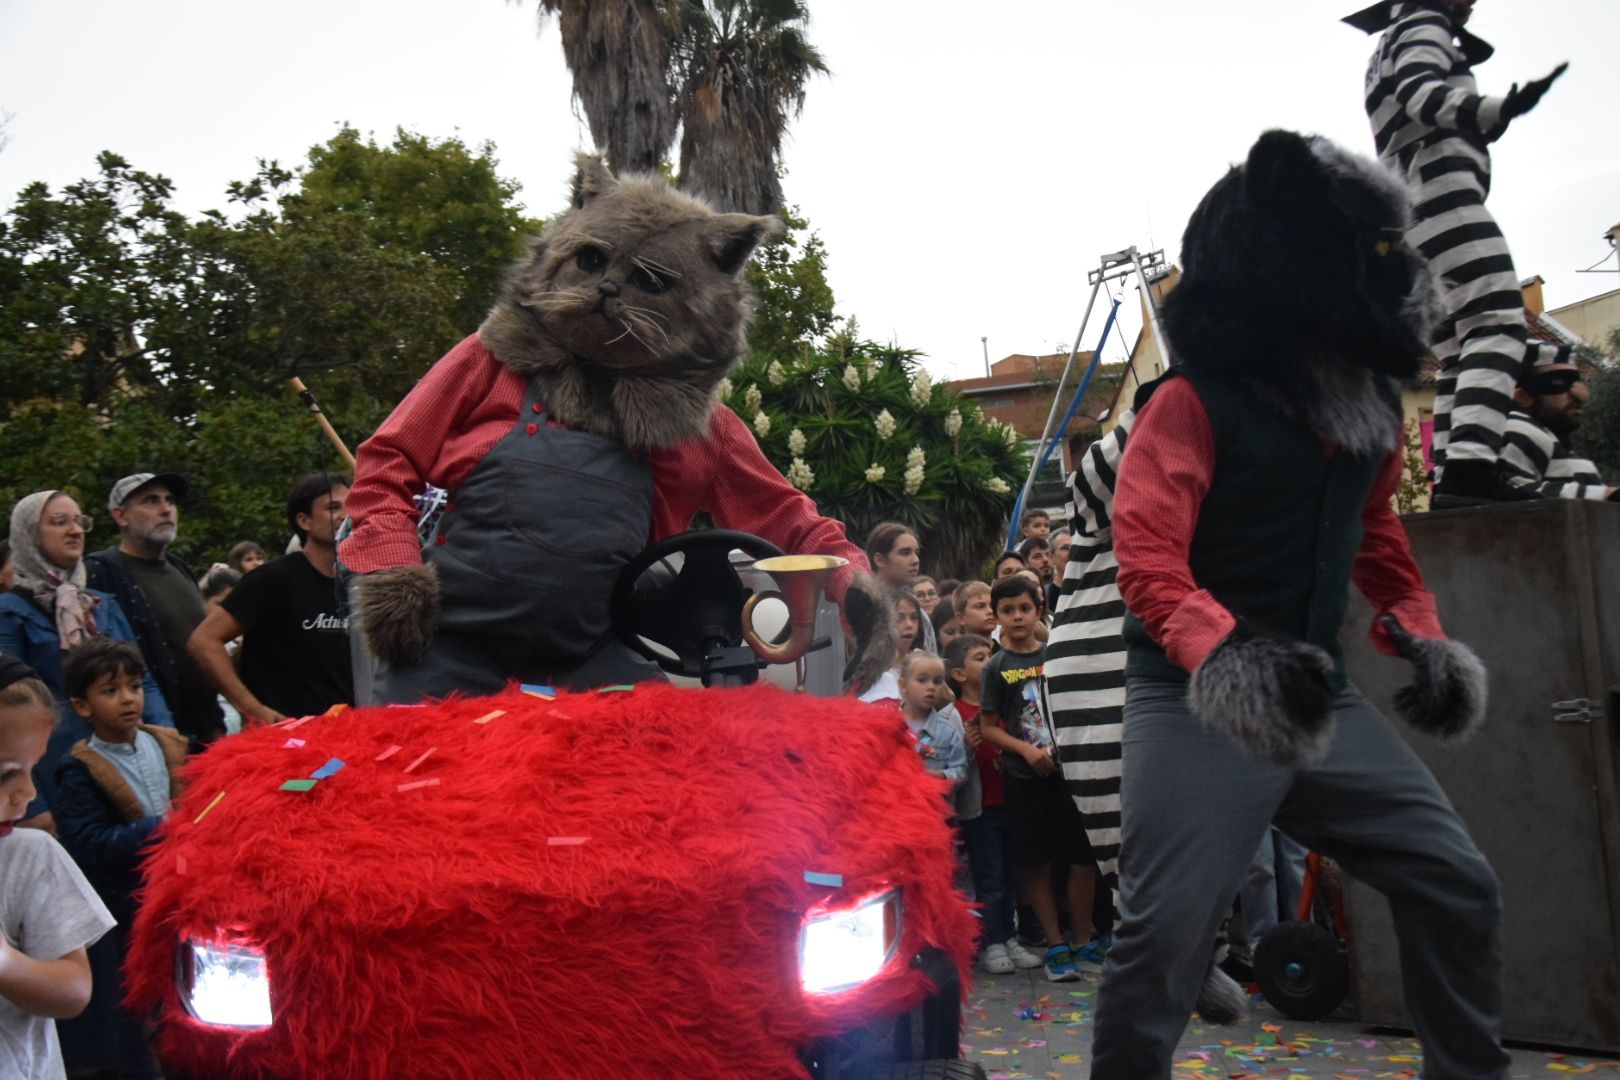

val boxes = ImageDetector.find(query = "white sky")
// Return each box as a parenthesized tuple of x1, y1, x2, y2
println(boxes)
(2, 0, 1616, 383)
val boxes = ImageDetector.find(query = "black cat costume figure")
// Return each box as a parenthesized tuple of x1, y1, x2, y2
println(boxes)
(1087, 130, 1504, 1079)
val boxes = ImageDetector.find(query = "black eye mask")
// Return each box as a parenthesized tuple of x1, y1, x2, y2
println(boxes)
(1525, 370, 1579, 396)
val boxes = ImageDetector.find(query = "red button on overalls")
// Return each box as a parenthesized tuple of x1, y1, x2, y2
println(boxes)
(525, 422, 539, 435)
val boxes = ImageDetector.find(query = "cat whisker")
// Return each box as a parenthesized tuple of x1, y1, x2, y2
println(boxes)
(631, 255, 682, 280)
(616, 319, 655, 354)
(625, 311, 671, 346)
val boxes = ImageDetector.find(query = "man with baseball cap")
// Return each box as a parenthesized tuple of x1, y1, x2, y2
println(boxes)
(84, 473, 225, 742)
(1501, 345, 1617, 502)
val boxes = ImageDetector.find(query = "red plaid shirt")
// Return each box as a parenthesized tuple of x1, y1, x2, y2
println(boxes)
(339, 335, 866, 600)
(1112, 375, 1444, 674)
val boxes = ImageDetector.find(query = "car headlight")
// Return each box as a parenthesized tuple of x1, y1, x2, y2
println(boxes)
(799, 888, 902, 995)
(176, 931, 273, 1029)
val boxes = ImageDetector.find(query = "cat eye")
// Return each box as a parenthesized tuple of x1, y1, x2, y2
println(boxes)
(574, 247, 607, 273)
(629, 266, 671, 295)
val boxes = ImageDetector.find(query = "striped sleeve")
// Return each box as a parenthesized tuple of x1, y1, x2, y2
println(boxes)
(1066, 411, 1132, 548)
(1502, 412, 1611, 500)
(1384, 11, 1505, 143)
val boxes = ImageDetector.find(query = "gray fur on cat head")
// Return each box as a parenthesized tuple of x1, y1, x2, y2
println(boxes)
(480, 155, 781, 450)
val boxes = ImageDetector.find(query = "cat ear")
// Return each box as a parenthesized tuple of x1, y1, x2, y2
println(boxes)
(709, 213, 783, 275)
(1243, 129, 1327, 211)
(570, 154, 618, 209)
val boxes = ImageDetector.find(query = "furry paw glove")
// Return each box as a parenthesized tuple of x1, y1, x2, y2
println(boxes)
(840, 571, 899, 696)
(1187, 623, 1335, 767)
(1379, 614, 1488, 741)
(1196, 958, 1248, 1025)
(353, 564, 441, 669)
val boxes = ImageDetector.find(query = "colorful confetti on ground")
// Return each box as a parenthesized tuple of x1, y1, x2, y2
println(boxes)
(962, 966, 1620, 1079)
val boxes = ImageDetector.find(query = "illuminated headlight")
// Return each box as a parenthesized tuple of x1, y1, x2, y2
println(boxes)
(177, 932, 273, 1029)
(799, 889, 902, 994)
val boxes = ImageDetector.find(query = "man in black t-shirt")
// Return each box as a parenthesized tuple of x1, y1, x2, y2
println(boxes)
(188, 474, 354, 723)
(87, 472, 226, 741)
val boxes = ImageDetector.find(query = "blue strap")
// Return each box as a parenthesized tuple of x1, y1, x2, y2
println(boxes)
(1006, 298, 1123, 551)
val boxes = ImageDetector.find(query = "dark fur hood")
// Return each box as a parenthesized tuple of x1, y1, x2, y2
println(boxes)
(1161, 130, 1439, 456)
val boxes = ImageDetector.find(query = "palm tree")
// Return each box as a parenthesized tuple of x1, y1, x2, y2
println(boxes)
(674, 0, 829, 215)
(535, 0, 681, 174)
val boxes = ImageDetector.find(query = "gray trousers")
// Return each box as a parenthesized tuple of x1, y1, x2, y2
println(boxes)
(1091, 678, 1508, 1080)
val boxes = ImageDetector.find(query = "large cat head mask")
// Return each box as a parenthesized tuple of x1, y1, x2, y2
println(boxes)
(1160, 129, 1440, 454)
(480, 155, 780, 450)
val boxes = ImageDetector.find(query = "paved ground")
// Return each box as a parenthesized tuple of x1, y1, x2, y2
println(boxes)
(962, 967, 1620, 1079)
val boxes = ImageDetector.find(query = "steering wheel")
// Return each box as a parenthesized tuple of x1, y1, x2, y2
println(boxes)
(610, 529, 785, 678)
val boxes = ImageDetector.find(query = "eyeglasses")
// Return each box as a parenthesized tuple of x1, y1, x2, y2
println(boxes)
(43, 514, 92, 532)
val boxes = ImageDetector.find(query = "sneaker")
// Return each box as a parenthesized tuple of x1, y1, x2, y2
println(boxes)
(1043, 944, 1080, 983)
(1073, 933, 1111, 973)
(978, 943, 1015, 975)
(1005, 938, 1044, 970)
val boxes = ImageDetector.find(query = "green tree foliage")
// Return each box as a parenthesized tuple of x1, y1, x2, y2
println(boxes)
(1578, 332, 1620, 480)
(745, 204, 837, 359)
(295, 127, 536, 330)
(1394, 418, 1431, 514)
(720, 340, 1027, 579)
(0, 133, 531, 562)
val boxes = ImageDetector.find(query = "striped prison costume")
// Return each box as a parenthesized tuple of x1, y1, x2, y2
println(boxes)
(1502, 412, 1610, 500)
(1365, 2, 1524, 472)
(1044, 412, 1134, 903)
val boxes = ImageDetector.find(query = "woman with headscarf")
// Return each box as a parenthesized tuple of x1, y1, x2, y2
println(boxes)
(0, 490, 173, 829)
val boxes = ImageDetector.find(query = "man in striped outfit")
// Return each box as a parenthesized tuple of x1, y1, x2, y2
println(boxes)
(1347, 0, 1566, 506)
(1502, 345, 1616, 501)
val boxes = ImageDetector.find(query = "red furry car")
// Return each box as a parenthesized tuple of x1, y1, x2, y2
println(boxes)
(126, 538, 983, 1080)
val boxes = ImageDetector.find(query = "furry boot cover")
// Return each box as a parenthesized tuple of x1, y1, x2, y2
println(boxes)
(1187, 624, 1336, 767)
(351, 563, 440, 667)
(1195, 961, 1249, 1025)
(841, 571, 901, 695)
(1380, 614, 1488, 741)
(125, 683, 978, 1080)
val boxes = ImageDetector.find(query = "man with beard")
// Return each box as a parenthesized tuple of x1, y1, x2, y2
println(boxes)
(1502, 346, 1616, 501)
(85, 475, 224, 743)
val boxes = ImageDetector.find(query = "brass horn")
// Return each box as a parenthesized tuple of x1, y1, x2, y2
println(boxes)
(741, 554, 848, 668)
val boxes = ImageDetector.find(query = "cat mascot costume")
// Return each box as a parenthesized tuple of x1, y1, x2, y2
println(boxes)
(1083, 130, 1508, 1079)
(339, 156, 870, 701)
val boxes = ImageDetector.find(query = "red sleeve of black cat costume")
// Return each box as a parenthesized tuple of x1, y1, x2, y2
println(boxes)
(1112, 376, 1236, 674)
(1354, 448, 1446, 653)
(340, 336, 520, 574)
(673, 408, 868, 604)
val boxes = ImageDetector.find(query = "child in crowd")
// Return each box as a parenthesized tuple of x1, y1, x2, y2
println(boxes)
(946, 633, 1032, 974)
(930, 598, 963, 653)
(954, 582, 997, 643)
(54, 638, 188, 1080)
(856, 589, 924, 705)
(225, 541, 266, 576)
(1019, 508, 1052, 542)
(978, 575, 1097, 983)
(896, 651, 966, 785)
(0, 656, 116, 1080)
(911, 575, 941, 618)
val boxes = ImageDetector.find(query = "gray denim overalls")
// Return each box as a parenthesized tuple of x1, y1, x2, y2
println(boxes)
(372, 382, 663, 703)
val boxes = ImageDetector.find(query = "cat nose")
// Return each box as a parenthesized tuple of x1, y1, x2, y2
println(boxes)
(597, 280, 620, 298)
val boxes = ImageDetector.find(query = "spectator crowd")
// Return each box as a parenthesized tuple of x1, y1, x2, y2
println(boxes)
(0, 388, 1611, 1076)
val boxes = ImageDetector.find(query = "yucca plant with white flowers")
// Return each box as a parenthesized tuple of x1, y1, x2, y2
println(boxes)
(719, 339, 1026, 578)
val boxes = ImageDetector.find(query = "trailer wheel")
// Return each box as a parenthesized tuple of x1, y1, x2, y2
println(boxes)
(1254, 920, 1348, 1021)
